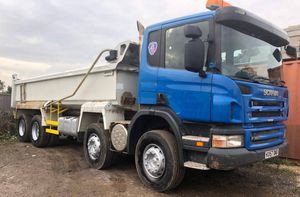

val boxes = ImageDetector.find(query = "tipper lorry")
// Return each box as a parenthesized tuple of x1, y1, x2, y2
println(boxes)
(11, 1, 298, 191)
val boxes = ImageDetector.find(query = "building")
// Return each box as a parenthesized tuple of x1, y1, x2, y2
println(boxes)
(283, 25, 300, 60)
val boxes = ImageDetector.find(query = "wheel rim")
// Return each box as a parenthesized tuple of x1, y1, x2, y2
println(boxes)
(143, 143, 165, 180)
(87, 133, 101, 160)
(18, 119, 25, 137)
(32, 122, 40, 141)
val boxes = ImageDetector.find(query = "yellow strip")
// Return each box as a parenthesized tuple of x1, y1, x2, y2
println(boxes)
(46, 120, 58, 126)
(46, 128, 59, 135)
(50, 104, 52, 121)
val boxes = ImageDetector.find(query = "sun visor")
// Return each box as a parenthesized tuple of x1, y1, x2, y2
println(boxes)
(215, 6, 289, 47)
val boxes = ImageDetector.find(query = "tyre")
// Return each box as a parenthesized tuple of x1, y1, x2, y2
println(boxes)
(17, 113, 31, 142)
(30, 115, 50, 147)
(83, 123, 115, 169)
(48, 134, 59, 147)
(135, 130, 185, 192)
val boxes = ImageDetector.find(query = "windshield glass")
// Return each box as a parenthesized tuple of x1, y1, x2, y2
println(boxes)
(220, 25, 283, 86)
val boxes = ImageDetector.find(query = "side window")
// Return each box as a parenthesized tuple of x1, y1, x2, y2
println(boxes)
(147, 30, 161, 67)
(165, 21, 209, 69)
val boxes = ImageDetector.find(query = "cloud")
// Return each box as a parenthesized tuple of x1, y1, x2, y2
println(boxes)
(0, 56, 66, 86)
(0, 0, 300, 85)
(228, 0, 300, 28)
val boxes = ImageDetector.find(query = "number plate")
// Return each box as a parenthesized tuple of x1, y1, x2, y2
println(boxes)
(265, 149, 279, 159)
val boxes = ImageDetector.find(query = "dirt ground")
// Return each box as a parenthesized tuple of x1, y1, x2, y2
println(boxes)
(0, 140, 299, 197)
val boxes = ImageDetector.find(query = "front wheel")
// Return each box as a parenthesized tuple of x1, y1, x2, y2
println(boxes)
(135, 130, 185, 192)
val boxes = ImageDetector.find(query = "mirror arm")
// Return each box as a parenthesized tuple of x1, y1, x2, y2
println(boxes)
(199, 70, 207, 78)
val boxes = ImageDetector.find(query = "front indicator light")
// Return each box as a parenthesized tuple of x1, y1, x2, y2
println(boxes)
(238, 84, 251, 94)
(196, 141, 204, 147)
(212, 135, 244, 148)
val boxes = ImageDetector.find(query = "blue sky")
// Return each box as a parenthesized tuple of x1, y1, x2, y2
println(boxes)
(0, 0, 299, 85)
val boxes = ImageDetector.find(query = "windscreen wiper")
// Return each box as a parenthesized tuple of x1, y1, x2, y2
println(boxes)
(233, 71, 260, 83)
(252, 76, 285, 86)
(232, 75, 260, 83)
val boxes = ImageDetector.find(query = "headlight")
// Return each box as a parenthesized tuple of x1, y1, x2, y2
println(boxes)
(212, 135, 244, 148)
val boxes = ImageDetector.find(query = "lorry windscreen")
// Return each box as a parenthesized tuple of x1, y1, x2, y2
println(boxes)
(220, 25, 283, 86)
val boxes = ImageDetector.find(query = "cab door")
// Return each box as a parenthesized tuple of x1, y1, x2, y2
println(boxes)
(157, 18, 213, 122)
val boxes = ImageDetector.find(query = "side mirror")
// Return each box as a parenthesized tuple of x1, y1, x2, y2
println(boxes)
(105, 50, 118, 61)
(273, 48, 282, 62)
(285, 45, 297, 59)
(184, 25, 206, 76)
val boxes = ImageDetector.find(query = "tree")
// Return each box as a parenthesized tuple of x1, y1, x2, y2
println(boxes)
(6, 86, 12, 94)
(0, 80, 5, 93)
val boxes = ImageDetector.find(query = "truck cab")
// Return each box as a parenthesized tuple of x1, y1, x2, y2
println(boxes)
(137, 6, 290, 171)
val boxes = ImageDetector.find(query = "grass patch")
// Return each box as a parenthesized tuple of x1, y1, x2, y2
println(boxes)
(0, 110, 17, 144)
(0, 133, 17, 144)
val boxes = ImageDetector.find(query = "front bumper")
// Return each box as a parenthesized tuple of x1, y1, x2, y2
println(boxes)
(206, 140, 288, 170)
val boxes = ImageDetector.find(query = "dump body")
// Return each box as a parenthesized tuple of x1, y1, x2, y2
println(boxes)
(11, 41, 139, 110)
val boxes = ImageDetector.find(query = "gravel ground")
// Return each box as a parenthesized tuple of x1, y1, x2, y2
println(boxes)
(0, 140, 299, 197)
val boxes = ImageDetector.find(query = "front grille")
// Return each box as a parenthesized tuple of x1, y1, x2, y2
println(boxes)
(252, 122, 278, 127)
(251, 129, 279, 144)
(251, 100, 283, 107)
(250, 100, 283, 118)
(246, 127, 285, 150)
(252, 111, 282, 117)
(251, 138, 278, 145)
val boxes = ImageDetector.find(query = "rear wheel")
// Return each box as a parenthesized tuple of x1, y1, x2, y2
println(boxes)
(17, 113, 31, 142)
(83, 123, 116, 169)
(30, 115, 50, 147)
(135, 130, 185, 192)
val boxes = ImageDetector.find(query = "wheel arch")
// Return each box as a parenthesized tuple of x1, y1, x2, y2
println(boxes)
(127, 107, 184, 165)
(78, 112, 103, 132)
(78, 102, 124, 132)
(16, 109, 40, 119)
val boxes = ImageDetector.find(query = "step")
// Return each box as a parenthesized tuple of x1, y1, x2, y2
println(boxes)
(46, 128, 59, 135)
(46, 120, 58, 127)
(184, 161, 210, 170)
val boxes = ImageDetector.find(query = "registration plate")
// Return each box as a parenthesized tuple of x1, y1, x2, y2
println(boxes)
(265, 149, 279, 159)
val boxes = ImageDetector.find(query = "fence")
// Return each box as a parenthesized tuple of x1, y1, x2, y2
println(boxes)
(0, 94, 11, 112)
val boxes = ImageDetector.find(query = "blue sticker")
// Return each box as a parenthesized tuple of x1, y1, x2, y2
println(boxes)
(148, 42, 158, 56)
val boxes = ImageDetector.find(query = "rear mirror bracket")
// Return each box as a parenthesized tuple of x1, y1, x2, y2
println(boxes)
(199, 70, 207, 78)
